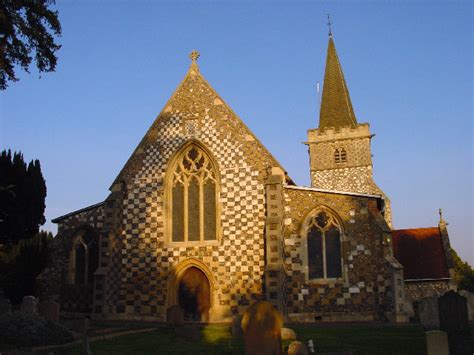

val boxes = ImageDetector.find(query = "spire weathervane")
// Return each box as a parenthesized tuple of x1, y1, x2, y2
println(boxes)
(189, 50, 200, 64)
(327, 14, 333, 37)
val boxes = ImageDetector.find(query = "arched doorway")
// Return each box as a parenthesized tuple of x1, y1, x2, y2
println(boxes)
(178, 267, 211, 322)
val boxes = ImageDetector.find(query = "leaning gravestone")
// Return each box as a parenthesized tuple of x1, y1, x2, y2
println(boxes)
(425, 330, 449, 355)
(438, 290, 470, 355)
(241, 301, 283, 355)
(167, 305, 184, 326)
(418, 296, 439, 330)
(20, 295, 38, 315)
(39, 300, 60, 322)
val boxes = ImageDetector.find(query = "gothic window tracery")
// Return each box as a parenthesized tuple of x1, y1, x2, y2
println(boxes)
(306, 210, 342, 279)
(169, 144, 218, 243)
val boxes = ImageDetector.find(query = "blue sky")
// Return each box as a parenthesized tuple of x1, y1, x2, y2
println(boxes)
(1, 1, 472, 264)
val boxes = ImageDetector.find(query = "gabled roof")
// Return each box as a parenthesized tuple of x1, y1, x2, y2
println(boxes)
(111, 55, 292, 188)
(319, 36, 358, 130)
(52, 201, 105, 223)
(392, 227, 451, 280)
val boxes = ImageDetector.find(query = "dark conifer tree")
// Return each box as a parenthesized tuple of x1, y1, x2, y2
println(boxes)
(0, 150, 49, 303)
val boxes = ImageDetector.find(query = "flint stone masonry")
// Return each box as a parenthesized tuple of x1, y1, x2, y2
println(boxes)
(425, 330, 449, 355)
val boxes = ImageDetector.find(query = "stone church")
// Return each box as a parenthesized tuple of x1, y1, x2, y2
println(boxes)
(40, 34, 455, 323)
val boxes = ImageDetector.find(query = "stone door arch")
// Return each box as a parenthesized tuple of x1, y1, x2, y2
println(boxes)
(167, 258, 216, 322)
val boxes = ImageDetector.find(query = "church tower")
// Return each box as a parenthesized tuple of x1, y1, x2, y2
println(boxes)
(307, 32, 392, 224)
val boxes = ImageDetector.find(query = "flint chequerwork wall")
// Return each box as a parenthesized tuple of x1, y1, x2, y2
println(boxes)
(41, 57, 443, 324)
(91, 66, 285, 321)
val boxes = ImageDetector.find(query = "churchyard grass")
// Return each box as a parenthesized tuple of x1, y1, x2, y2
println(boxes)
(37, 323, 432, 354)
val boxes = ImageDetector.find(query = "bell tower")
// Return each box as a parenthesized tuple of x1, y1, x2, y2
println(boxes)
(307, 31, 392, 225)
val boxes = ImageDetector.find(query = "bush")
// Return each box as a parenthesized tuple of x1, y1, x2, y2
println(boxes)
(0, 311, 73, 348)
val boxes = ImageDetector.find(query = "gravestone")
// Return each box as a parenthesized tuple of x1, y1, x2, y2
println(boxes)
(39, 300, 60, 322)
(241, 301, 283, 355)
(418, 297, 439, 330)
(459, 290, 474, 321)
(231, 315, 243, 337)
(438, 290, 470, 355)
(281, 327, 297, 340)
(0, 290, 11, 315)
(20, 295, 38, 315)
(167, 305, 184, 325)
(287, 341, 309, 355)
(425, 330, 449, 355)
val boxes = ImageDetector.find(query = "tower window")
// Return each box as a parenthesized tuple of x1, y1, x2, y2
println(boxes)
(334, 148, 347, 164)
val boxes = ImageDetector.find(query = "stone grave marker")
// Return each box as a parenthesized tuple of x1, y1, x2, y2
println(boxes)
(438, 290, 470, 355)
(418, 296, 439, 330)
(281, 327, 297, 340)
(287, 341, 309, 355)
(241, 301, 283, 355)
(20, 295, 38, 315)
(232, 315, 243, 337)
(425, 330, 449, 355)
(39, 300, 60, 322)
(167, 305, 184, 326)
(459, 290, 474, 322)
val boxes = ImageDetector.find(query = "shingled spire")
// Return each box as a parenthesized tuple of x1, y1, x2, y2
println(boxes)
(319, 35, 357, 130)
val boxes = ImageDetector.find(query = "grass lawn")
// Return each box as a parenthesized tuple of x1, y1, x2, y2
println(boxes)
(47, 323, 430, 355)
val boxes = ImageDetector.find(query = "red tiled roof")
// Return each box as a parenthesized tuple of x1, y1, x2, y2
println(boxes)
(392, 227, 450, 280)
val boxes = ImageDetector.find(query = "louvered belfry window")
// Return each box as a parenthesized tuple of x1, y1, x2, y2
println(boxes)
(307, 210, 342, 279)
(170, 145, 217, 242)
(334, 148, 347, 164)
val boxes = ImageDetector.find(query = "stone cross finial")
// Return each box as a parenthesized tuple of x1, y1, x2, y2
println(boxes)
(189, 50, 200, 64)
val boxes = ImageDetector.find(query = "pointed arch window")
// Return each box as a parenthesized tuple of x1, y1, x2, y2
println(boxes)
(307, 210, 342, 279)
(168, 144, 218, 243)
(69, 229, 98, 285)
(334, 148, 347, 164)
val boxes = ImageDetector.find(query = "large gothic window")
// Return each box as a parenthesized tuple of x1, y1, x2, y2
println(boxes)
(307, 210, 342, 279)
(168, 144, 218, 243)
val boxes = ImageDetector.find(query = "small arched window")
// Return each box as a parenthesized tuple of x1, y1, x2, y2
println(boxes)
(334, 148, 347, 164)
(307, 210, 342, 279)
(69, 229, 98, 285)
(167, 143, 219, 243)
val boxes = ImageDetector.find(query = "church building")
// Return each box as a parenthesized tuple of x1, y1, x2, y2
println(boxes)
(40, 33, 455, 323)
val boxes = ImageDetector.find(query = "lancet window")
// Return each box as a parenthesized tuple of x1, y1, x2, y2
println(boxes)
(169, 144, 218, 243)
(307, 210, 342, 279)
(69, 229, 98, 285)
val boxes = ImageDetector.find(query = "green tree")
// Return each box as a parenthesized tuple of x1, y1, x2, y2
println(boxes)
(0, 0, 61, 90)
(451, 248, 474, 293)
